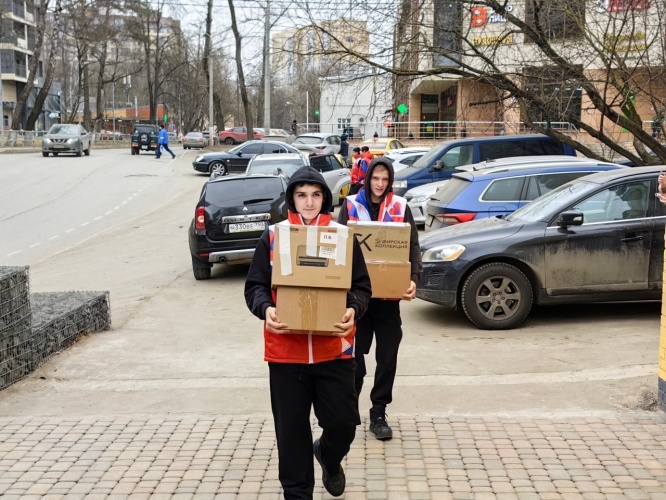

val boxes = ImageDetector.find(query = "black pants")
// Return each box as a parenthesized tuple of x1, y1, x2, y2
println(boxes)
(269, 359, 360, 500)
(355, 299, 402, 408)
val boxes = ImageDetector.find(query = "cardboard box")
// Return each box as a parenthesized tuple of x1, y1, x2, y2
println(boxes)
(276, 286, 348, 334)
(272, 222, 353, 289)
(349, 221, 411, 262)
(366, 262, 412, 299)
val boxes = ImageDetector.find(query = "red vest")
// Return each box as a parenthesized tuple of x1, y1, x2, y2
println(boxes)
(265, 211, 356, 364)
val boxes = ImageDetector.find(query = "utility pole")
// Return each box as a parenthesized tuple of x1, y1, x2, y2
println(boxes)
(263, 0, 270, 131)
(0, 53, 4, 147)
(209, 57, 214, 145)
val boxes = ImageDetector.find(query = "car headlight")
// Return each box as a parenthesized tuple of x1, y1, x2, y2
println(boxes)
(67, 138, 78, 144)
(393, 180, 408, 189)
(422, 244, 465, 262)
(195, 155, 204, 162)
(42, 138, 51, 144)
(410, 195, 428, 204)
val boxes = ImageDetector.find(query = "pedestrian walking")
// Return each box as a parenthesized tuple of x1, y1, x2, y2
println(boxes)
(339, 134, 349, 166)
(349, 147, 367, 195)
(155, 123, 175, 159)
(338, 157, 422, 441)
(290, 119, 298, 136)
(244, 166, 372, 499)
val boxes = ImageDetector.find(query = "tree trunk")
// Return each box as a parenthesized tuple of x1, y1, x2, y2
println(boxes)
(25, 0, 63, 130)
(10, 0, 49, 130)
(228, 0, 254, 139)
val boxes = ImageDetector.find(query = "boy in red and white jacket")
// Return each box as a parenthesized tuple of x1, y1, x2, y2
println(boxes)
(245, 166, 371, 499)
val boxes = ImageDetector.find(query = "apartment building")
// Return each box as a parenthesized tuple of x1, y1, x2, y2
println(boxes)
(0, 0, 37, 129)
(395, 0, 665, 141)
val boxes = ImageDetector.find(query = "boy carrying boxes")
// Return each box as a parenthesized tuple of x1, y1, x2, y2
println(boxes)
(244, 166, 371, 499)
(338, 157, 423, 441)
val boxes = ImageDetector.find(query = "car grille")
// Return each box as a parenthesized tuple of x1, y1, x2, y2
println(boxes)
(51, 138, 68, 144)
(425, 273, 445, 287)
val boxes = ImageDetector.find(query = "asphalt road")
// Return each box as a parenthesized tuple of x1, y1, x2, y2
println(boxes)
(0, 148, 660, 418)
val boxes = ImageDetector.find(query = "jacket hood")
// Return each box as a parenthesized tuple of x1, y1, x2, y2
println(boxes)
(285, 166, 333, 214)
(363, 157, 395, 203)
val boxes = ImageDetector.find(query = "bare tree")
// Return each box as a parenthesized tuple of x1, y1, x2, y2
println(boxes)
(228, 0, 254, 139)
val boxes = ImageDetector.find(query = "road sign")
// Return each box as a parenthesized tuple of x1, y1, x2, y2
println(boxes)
(383, 119, 392, 128)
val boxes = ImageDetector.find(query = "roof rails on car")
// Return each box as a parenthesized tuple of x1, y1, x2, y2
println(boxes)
(467, 160, 622, 176)
(457, 155, 607, 172)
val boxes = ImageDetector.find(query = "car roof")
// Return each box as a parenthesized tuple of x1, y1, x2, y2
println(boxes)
(436, 133, 558, 147)
(250, 153, 303, 161)
(458, 155, 595, 172)
(296, 133, 337, 139)
(565, 164, 666, 185)
(454, 162, 625, 181)
(207, 173, 281, 185)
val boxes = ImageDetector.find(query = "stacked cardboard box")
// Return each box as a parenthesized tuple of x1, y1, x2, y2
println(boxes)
(349, 221, 411, 299)
(272, 222, 353, 334)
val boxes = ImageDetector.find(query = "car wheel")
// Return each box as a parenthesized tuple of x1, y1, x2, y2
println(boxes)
(84, 146, 90, 156)
(209, 161, 227, 176)
(224, 137, 235, 145)
(131, 148, 135, 155)
(461, 262, 533, 330)
(192, 256, 212, 280)
(42, 152, 48, 157)
(76, 147, 82, 157)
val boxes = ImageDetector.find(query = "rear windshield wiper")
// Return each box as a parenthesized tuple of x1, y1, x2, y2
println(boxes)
(244, 198, 273, 205)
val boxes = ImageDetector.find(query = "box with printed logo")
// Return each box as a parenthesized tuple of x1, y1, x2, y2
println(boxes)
(276, 286, 348, 334)
(272, 222, 353, 289)
(348, 221, 411, 262)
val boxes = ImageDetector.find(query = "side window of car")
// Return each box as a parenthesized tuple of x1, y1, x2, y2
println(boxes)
(525, 172, 591, 201)
(266, 145, 285, 154)
(440, 145, 474, 169)
(482, 177, 526, 201)
(571, 180, 650, 223)
(242, 144, 264, 155)
(525, 140, 563, 155)
(310, 156, 334, 172)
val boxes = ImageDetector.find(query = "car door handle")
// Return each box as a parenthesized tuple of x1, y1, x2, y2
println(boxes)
(621, 235, 643, 243)
(338, 171, 347, 176)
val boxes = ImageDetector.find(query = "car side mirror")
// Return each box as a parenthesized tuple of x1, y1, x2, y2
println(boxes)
(556, 210, 584, 227)
(237, 151, 243, 156)
(429, 160, 443, 172)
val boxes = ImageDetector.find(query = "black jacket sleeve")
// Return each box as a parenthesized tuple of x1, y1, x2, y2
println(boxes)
(337, 201, 349, 225)
(244, 229, 274, 320)
(404, 206, 423, 283)
(348, 239, 371, 319)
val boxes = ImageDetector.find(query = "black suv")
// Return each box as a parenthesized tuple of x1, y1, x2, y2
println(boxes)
(189, 174, 288, 279)
(131, 124, 159, 155)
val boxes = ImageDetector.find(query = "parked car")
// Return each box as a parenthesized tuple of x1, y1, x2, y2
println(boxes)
(385, 147, 431, 172)
(307, 154, 351, 206)
(293, 133, 341, 154)
(188, 174, 288, 279)
(245, 153, 307, 177)
(417, 166, 664, 330)
(219, 127, 265, 145)
(424, 159, 625, 231)
(342, 126, 363, 140)
(183, 132, 207, 150)
(130, 124, 159, 155)
(360, 138, 406, 157)
(192, 140, 302, 175)
(42, 123, 91, 157)
(405, 180, 450, 226)
(392, 134, 578, 196)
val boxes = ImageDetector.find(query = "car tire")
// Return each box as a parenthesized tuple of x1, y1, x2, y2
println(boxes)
(131, 148, 135, 155)
(224, 137, 235, 145)
(461, 262, 533, 330)
(84, 146, 90, 156)
(192, 256, 212, 280)
(76, 147, 82, 157)
(209, 161, 227, 176)
(42, 152, 48, 157)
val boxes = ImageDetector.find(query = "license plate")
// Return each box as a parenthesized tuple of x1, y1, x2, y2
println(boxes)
(229, 222, 265, 233)
(53, 145, 66, 149)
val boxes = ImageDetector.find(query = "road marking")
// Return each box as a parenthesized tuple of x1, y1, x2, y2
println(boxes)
(94, 216, 102, 221)
(66, 228, 75, 233)
(29, 242, 41, 248)
(105, 211, 113, 215)
(48, 235, 59, 240)
(114, 206, 120, 210)
(6, 251, 20, 257)
(121, 201, 127, 205)
(80, 222, 89, 227)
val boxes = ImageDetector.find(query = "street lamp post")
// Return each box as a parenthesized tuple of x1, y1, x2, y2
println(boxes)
(209, 56, 214, 146)
(112, 81, 116, 145)
(0, 51, 4, 147)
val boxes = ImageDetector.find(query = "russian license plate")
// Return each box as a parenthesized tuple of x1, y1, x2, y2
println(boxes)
(229, 222, 265, 233)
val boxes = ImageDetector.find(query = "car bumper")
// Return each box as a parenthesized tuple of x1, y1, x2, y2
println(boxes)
(207, 249, 256, 263)
(408, 201, 426, 224)
(184, 143, 205, 149)
(415, 262, 464, 308)
(192, 161, 210, 173)
(189, 229, 260, 264)
(42, 143, 79, 153)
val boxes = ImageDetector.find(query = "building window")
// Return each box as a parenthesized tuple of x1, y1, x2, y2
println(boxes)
(338, 118, 350, 131)
(525, 0, 585, 40)
(433, 0, 462, 67)
(38, 60, 43, 78)
(524, 66, 582, 126)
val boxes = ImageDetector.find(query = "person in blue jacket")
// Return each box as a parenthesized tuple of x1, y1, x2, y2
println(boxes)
(155, 124, 176, 159)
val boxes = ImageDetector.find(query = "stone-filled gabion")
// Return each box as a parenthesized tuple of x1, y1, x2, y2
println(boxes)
(0, 266, 111, 390)
(0, 267, 32, 387)
(31, 291, 111, 365)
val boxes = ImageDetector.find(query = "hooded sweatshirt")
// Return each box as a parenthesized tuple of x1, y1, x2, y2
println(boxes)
(244, 166, 372, 364)
(338, 158, 423, 285)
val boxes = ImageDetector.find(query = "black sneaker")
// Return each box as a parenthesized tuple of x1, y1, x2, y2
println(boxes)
(313, 438, 345, 497)
(369, 406, 393, 440)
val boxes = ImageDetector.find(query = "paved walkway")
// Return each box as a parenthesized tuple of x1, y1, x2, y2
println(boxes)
(1, 412, 666, 499)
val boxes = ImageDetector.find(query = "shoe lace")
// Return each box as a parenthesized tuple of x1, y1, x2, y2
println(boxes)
(370, 407, 388, 424)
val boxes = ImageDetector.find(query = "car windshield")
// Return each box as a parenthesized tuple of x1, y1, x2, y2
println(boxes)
(247, 159, 304, 176)
(206, 177, 283, 206)
(410, 142, 449, 169)
(187, 133, 202, 138)
(363, 141, 387, 149)
(294, 136, 323, 145)
(50, 125, 79, 135)
(505, 180, 598, 222)
(133, 126, 154, 134)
